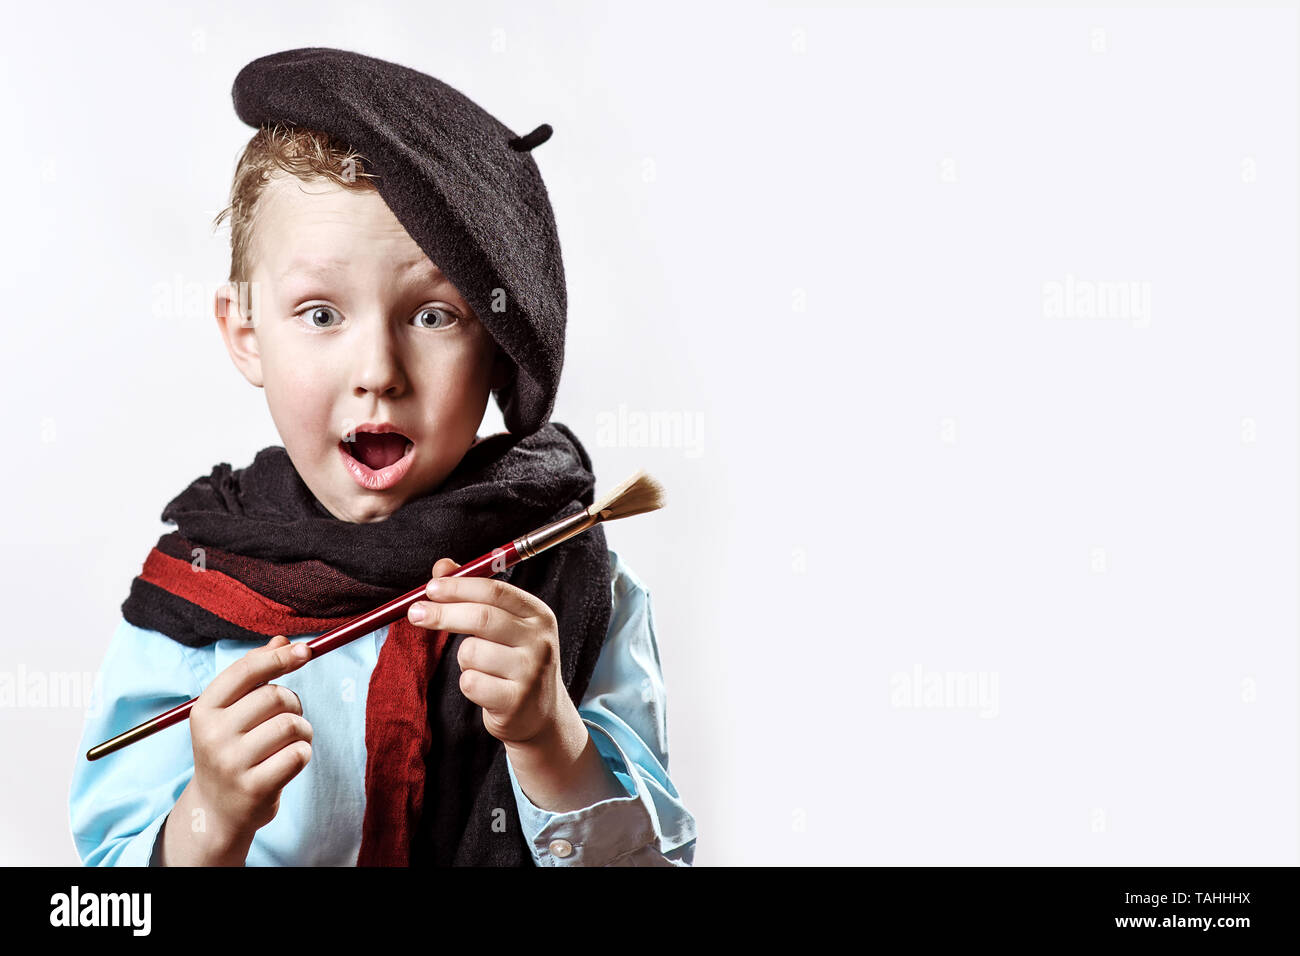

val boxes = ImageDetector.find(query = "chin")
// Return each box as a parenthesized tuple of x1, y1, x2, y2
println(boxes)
(341, 497, 405, 524)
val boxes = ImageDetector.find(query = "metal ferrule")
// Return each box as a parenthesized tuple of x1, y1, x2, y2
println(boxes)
(514, 509, 599, 558)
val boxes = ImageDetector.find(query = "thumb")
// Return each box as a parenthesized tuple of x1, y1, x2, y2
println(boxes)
(432, 557, 461, 578)
(266, 634, 288, 648)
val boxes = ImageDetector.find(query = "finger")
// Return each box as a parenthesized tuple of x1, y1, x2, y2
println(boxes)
(246, 740, 313, 795)
(431, 557, 462, 577)
(238, 711, 314, 769)
(424, 574, 545, 622)
(458, 669, 517, 712)
(206, 635, 311, 710)
(456, 635, 524, 681)
(225, 681, 303, 735)
(407, 600, 525, 646)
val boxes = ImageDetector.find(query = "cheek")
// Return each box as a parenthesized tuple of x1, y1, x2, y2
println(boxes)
(419, 340, 493, 405)
(259, 335, 337, 441)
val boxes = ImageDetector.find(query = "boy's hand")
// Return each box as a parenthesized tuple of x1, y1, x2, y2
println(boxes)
(408, 558, 571, 747)
(188, 634, 314, 841)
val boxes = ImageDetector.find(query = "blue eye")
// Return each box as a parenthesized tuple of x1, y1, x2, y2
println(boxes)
(298, 305, 342, 329)
(294, 305, 459, 331)
(414, 307, 458, 330)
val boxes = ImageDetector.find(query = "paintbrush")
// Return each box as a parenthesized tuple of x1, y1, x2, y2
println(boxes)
(86, 468, 664, 761)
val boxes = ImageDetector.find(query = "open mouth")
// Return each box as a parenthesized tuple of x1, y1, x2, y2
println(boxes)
(338, 432, 416, 491)
(343, 431, 413, 471)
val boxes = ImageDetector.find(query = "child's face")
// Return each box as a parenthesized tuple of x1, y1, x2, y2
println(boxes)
(215, 172, 507, 523)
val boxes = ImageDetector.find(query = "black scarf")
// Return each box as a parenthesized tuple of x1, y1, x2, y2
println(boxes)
(120, 421, 613, 866)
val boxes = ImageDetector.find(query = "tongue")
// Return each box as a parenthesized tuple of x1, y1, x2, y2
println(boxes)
(352, 433, 408, 471)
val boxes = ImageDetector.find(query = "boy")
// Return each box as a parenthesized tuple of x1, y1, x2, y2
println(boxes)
(67, 47, 695, 866)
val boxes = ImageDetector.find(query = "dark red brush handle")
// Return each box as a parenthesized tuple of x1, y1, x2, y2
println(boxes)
(85, 540, 524, 761)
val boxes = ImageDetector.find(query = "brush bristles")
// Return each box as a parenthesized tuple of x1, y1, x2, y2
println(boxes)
(587, 469, 666, 521)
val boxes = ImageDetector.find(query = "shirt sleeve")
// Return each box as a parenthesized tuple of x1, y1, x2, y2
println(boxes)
(68, 616, 209, 866)
(505, 549, 697, 866)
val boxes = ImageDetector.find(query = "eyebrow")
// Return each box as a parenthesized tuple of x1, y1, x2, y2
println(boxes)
(401, 261, 449, 285)
(278, 258, 449, 285)
(279, 258, 350, 281)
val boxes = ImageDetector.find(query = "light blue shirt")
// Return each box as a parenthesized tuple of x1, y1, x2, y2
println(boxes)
(68, 548, 696, 866)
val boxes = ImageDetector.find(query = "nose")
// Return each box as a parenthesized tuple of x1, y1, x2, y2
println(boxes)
(350, 318, 408, 399)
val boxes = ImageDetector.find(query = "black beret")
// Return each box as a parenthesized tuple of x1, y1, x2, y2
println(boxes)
(231, 47, 566, 438)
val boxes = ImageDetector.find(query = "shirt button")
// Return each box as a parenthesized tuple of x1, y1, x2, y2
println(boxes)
(548, 838, 574, 858)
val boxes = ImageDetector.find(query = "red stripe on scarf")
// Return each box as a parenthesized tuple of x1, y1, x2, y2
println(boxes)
(140, 548, 354, 634)
(357, 617, 452, 865)
(142, 545, 452, 865)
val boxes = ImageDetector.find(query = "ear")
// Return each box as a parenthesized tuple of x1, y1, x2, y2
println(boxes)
(214, 281, 265, 388)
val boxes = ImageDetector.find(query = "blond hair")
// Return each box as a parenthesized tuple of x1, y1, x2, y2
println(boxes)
(211, 123, 380, 284)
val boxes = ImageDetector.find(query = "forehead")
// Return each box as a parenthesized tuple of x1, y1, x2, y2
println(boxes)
(276, 253, 448, 287)
(253, 174, 438, 278)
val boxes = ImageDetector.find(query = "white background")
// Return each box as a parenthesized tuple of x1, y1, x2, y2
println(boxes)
(1, 0, 1295, 865)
